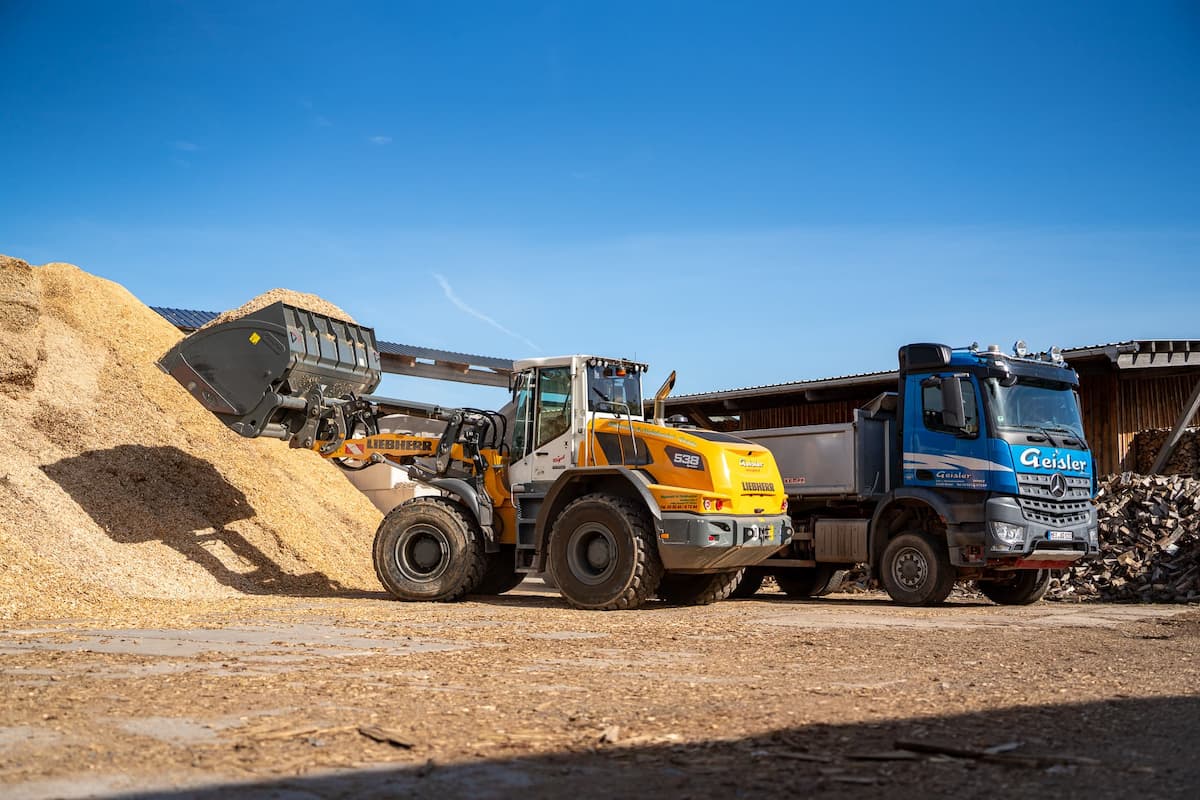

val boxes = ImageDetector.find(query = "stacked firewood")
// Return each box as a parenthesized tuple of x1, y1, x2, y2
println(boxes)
(1130, 428, 1200, 476)
(1047, 473, 1200, 602)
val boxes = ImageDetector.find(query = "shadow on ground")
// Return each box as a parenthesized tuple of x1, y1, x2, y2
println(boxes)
(105, 694, 1196, 799)
(42, 445, 360, 598)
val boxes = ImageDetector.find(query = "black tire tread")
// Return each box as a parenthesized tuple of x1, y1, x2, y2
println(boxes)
(658, 570, 742, 606)
(978, 570, 1051, 605)
(372, 496, 487, 603)
(729, 567, 766, 599)
(551, 493, 663, 611)
(879, 530, 956, 607)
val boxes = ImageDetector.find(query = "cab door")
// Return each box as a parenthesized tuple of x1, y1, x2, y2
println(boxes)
(903, 373, 991, 490)
(507, 366, 574, 488)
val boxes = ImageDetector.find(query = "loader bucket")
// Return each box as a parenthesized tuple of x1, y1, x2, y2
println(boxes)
(158, 301, 381, 440)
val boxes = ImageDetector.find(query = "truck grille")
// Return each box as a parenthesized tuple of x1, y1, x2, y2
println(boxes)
(1016, 472, 1092, 526)
(1016, 496, 1092, 527)
(1017, 473, 1092, 502)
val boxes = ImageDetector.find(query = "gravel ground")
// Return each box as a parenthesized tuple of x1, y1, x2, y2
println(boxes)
(1, 584, 1197, 799)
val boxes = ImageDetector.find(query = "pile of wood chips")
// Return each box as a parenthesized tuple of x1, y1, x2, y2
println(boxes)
(1048, 473, 1200, 603)
(0, 255, 383, 621)
(1130, 428, 1200, 476)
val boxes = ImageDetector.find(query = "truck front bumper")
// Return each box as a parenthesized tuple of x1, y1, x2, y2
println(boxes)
(657, 513, 792, 573)
(982, 496, 1099, 567)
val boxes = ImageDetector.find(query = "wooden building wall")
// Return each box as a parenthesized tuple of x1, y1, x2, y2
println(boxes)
(1081, 372, 1200, 474)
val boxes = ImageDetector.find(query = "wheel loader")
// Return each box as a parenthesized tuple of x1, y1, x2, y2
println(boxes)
(158, 301, 792, 609)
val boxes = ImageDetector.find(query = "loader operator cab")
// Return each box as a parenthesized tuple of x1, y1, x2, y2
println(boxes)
(508, 356, 647, 486)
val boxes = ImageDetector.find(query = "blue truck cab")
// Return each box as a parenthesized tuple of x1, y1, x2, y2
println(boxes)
(739, 341, 1099, 606)
(899, 342, 1099, 569)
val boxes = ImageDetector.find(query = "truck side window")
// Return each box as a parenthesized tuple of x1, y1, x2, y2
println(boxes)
(536, 366, 572, 446)
(922, 379, 979, 436)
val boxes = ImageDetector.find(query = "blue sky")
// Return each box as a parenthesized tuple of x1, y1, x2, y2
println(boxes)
(2, 1, 1198, 408)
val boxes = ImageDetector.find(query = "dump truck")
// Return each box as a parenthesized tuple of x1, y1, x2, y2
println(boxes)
(727, 342, 1099, 606)
(158, 301, 792, 610)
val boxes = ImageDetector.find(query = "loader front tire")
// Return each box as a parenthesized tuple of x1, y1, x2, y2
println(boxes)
(548, 494, 663, 610)
(657, 570, 741, 606)
(473, 545, 526, 595)
(373, 497, 486, 602)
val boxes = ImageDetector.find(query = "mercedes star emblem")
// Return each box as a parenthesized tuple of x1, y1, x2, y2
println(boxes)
(1049, 473, 1068, 498)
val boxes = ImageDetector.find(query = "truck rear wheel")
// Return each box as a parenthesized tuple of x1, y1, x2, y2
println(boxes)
(657, 570, 741, 605)
(373, 497, 486, 602)
(548, 494, 663, 610)
(978, 570, 1051, 605)
(774, 565, 837, 598)
(880, 531, 955, 606)
(729, 567, 766, 598)
(473, 545, 526, 595)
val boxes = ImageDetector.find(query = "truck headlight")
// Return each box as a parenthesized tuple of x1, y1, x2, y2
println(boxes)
(1087, 526, 1099, 547)
(990, 521, 1025, 546)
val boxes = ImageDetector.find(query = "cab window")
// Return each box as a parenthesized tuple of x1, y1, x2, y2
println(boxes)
(536, 367, 572, 446)
(922, 378, 979, 436)
(511, 371, 534, 457)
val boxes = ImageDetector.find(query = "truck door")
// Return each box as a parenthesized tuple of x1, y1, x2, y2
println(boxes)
(903, 373, 991, 490)
(507, 366, 574, 487)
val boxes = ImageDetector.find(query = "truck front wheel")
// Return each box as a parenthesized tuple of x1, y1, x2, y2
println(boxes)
(978, 570, 1051, 605)
(548, 494, 663, 610)
(373, 497, 487, 602)
(880, 531, 955, 606)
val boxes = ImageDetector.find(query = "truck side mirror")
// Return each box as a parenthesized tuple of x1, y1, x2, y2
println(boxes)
(941, 376, 967, 430)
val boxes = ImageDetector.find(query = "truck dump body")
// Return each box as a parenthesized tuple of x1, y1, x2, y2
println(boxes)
(740, 408, 894, 500)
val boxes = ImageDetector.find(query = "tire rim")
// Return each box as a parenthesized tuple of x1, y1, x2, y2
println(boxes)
(891, 546, 928, 590)
(566, 522, 618, 586)
(395, 524, 450, 582)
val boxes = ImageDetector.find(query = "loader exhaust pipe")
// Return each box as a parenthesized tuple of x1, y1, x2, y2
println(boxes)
(652, 370, 677, 427)
(157, 301, 382, 445)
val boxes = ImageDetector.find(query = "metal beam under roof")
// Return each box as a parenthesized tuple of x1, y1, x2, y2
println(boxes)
(152, 306, 514, 388)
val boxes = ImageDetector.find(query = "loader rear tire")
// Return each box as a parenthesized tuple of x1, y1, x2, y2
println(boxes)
(548, 493, 663, 610)
(879, 531, 955, 606)
(978, 569, 1051, 605)
(729, 567, 767, 598)
(373, 497, 486, 602)
(473, 545, 526, 595)
(657, 570, 741, 606)
(774, 565, 837, 598)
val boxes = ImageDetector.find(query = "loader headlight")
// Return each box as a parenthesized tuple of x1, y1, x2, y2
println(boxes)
(990, 521, 1025, 546)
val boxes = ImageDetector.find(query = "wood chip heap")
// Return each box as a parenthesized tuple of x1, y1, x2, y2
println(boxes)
(0, 255, 382, 621)
(1047, 473, 1200, 602)
(1129, 428, 1200, 476)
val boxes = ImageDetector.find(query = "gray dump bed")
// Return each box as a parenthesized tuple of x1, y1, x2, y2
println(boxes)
(741, 408, 894, 499)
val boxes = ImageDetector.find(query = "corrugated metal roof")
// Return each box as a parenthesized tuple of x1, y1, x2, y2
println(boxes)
(152, 307, 514, 373)
(152, 307, 219, 331)
(667, 340, 1200, 403)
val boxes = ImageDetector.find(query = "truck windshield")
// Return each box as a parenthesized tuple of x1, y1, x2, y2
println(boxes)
(586, 365, 643, 415)
(983, 378, 1085, 441)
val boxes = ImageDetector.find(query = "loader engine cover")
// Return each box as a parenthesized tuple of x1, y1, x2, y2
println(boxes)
(157, 301, 382, 439)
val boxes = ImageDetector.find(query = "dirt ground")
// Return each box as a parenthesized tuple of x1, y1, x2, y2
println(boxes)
(1, 583, 1197, 799)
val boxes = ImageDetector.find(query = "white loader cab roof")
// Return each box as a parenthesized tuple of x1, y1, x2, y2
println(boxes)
(512, 355, 650, 373)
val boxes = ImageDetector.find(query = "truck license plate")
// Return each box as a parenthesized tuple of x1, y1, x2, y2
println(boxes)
(1047, 531, 1073, 541)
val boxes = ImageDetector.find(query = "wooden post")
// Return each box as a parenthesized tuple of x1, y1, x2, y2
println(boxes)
(1150, 377, 1200, 474)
